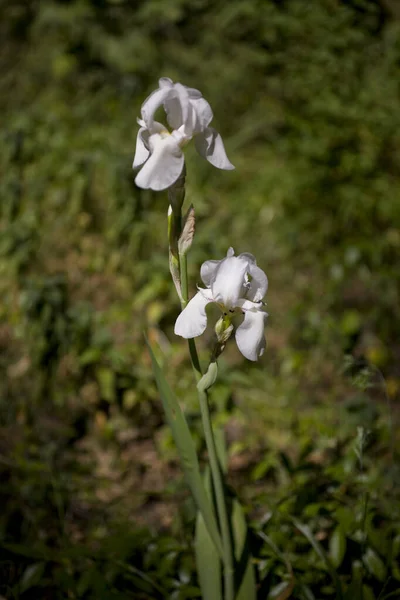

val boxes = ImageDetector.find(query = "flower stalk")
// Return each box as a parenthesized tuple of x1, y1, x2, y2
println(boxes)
(167, 173, 202, 378)
(197, 363, 234, 600)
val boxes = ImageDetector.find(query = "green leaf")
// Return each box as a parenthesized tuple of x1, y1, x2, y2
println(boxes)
(363, 548, 387, 582)
(329, 526, 347, 568)
(292, 518, 343, 600)
(96, 366, 115, 402)
(195, 469, 222, 600)
(19, 562, 46, 593)
(381, 591, 400, 599)
(362, 585, 376, 600)
(258, 532, 295, 600)
(232, 498, 256, 600)
(344, 560, 363, 600)
(146, 337, 223, 559)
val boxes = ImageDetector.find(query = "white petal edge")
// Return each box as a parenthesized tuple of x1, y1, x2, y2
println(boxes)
(159, 77, 173, 88)
(194, 127, 235, 170)
(190, 97, 214, 133)
(141, 86, 174, 127)
(247, 263, 268, 302)
(132, 127, 150, 168)
(174, 289, 214, 339)
(134, 134, 184, 191)
(235, 307, 268, 361)
(200, 259, 222, 287)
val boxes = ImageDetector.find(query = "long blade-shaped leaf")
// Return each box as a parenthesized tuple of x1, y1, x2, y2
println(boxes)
(232, 499, 256, 600)
(146, 338, 223, 559)
(195, 468, 222, 600)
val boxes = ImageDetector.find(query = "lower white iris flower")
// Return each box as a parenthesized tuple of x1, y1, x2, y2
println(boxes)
(133, 78, 234, 191)
(174, 248, 268, 361)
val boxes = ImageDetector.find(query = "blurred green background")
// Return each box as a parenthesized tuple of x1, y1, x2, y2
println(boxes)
(1, 0, 399, 598)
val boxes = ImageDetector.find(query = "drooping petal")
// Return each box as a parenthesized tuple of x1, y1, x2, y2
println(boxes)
(200, 259, 222, 287)
(174, 289, 214, 338)
(134, 133, 184, 191)
(194, 127, 234, 170)
(141, 86, 175, 128)
(235, 303, 268, 361)
(132, 127, 150, 168)
(211, 256, 248, 309)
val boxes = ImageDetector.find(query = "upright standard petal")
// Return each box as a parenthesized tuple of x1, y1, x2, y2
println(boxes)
(190, 97, 214, 133)
(235, 304, 268, 361)
(134, 134, 184, 191)
(158, 77, 173, 88)
(174, 289, 214, 339)
(194, 127, 234, 170)
(247, 263, 268, 302)
(132, 127, 150, 168)
(141, 86, 174, 128)
(164, 95, 183, 131)
(211, 256, 248, 309)
(200, 259, 222, 287)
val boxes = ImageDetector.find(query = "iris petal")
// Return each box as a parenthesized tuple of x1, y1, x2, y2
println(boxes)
(235, 307, 268, 361)
(134, 134, 184, 191)
(195, 127, 234, 170)
(200, 259, 222, 287)
(174, 289, 214, 338)
(132, 127, 150, 168)
(211, 256, 248, 308)
(141, 87, 174, 128)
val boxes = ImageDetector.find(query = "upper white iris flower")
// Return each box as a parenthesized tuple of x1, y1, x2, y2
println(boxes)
(174, 248, 268, 361)
(133, 77, 234, 191)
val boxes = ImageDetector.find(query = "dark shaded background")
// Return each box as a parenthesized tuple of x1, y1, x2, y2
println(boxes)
(0, 0, 399, 598)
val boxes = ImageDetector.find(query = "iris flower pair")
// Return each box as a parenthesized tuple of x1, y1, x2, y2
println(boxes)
(133, 79, 268, 361)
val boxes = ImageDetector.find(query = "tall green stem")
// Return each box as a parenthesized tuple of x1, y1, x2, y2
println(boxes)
(198, 382, 234, 600)
(179, 250, 202, 378)
(168, 173, 233, 595)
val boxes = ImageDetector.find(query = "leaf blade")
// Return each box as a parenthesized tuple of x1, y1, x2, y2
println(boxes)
(146, 337, 223, 559)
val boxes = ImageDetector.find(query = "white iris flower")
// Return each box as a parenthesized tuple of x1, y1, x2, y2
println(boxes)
(133, 78, 234, 191)
(174, 248, 268, 361)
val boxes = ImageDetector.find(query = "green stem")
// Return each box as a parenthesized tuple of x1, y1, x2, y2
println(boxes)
(198, 385, 234, 600)
(180, 250, 202, 378)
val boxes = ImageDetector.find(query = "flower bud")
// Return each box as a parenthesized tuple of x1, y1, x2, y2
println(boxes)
(178, 205, 195, 256)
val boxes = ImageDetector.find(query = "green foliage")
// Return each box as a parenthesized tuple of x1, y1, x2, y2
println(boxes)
(1, 0, 400, 598)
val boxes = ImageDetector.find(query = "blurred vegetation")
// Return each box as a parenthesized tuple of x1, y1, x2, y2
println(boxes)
(0, 0, 399, 598)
